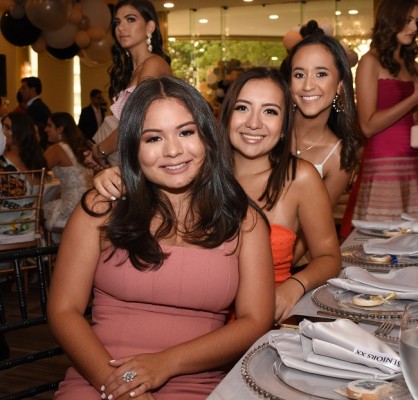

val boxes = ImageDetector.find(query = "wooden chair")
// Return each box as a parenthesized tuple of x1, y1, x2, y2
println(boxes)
(0, 168, 46, 251)
(0, 246, 63, 400)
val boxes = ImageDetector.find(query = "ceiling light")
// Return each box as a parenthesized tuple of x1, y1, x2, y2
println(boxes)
(335, 10, 341, 16)
(271, 56, 278, 61)
(168, 37, 176, 42)
(243, 0, 254, 2)
(164, 2, 174, 8)
(199, 18, 208, 24)
(269, 15, 279, 20)
(348, 9, 358, 15)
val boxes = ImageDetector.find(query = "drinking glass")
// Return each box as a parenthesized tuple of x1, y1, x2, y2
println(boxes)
(400, 302, 418, 400)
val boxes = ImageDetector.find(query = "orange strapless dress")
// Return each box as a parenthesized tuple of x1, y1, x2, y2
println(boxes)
(270, 224, 296, 285)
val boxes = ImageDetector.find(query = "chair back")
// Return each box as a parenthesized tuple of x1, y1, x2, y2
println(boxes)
(0, 246, 63, 399)
(0, 169, 46, 250)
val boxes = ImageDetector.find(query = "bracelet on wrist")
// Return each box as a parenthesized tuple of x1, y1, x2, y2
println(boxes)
(287, 276, 306, 295)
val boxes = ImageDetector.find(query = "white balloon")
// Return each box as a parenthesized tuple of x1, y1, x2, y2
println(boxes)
(25, 0, 71, 31)
(80, 0, 110, 30)
(43, 22, 78, 48)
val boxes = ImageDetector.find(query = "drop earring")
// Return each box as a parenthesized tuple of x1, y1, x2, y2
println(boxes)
(126, 50, 130, 58)
(280, 132, 285, 141)
(332, 93, 344, 113)
(292, 103, 297, 112)
(146, 32, 153, 52)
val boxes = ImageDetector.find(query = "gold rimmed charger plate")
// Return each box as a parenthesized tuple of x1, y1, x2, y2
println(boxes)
(241, 342, 349, 400)
(311, 284, 404, 321)
(341, 245, 418, 271)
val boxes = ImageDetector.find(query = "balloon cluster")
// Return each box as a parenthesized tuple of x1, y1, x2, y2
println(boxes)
(282, 22, 359, 68)
(0, 0, 114, 64)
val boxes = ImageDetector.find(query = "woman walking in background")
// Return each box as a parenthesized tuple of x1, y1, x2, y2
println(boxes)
(351, 0, 418, 221)
(43, 112, 93, 231)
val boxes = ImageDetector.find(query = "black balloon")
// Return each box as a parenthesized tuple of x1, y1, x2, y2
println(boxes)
(47, 43, 80, 60)
(0, 11, 41, 47)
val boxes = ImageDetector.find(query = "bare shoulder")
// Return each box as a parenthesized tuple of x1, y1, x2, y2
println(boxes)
(294, 158, 321, 182)
(143, 55, 172, 74)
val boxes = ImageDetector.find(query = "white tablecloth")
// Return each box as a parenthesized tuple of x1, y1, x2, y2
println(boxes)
(208, 230, 397, 400)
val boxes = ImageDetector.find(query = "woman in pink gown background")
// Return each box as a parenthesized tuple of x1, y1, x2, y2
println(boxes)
(350, 0, 418, 223)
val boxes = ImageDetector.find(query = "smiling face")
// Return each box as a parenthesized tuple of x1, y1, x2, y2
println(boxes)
(138, 97, 206, 196)
(290, 43, 342, 118)
(114, 5, 154, 51)
(229, 78, 285, 160)
(397, 5, 418, 45)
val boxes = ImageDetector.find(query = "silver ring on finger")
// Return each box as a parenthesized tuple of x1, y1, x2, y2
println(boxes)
(122, 370, 137, 383)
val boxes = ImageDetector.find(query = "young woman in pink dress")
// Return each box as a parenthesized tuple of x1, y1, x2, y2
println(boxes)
(352, 0, 418, 221)
(48, 76, 274, 400)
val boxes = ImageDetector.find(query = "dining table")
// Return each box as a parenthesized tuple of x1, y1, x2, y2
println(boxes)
(208, 229, 414, 400)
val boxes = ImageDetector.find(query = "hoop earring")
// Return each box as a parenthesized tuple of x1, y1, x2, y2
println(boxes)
(332, 93, 344, 113)
(146, 32, 153, 52)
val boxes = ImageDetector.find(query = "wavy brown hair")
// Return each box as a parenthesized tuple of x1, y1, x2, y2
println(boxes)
(101, 76, 250, 271)
(371, 0, 418, 77)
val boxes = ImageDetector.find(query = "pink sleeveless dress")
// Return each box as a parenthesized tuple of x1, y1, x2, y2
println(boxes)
(55, 242, 239, 399)
(353, 79, 418, 221)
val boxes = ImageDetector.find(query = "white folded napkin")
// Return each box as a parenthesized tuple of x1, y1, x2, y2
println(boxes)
(363, 234, 418, 256)
(328, 266, 418, 300)
(352, 219, 418, 232)
(270, 319, 402, 380)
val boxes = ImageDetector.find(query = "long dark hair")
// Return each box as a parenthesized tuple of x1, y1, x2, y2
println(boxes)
(105, 76, 249, 270)
(285, 34, 362, 171)
(220, 67, 297, 211)
(108, 0, 171, 100)
(6, 112, 46, 170)
(49, 112, 90, 165)
(371, 0, 418, 77)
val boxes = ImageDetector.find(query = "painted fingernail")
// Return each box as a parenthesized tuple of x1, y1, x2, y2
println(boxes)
(130, 391, 136, 397)
(101, 385, 105, 392)
(101, 393, 106, 399)
(108, 395, 113, 400)
(110, 196, 117, 201)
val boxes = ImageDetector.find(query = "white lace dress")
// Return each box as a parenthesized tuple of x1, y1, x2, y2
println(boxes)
(43, 143, 93, 230)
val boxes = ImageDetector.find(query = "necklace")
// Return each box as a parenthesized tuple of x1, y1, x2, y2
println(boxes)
(294, 126, 327, 155)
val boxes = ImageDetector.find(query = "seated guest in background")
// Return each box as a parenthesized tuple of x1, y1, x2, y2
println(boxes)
(0, 112, 46, 172)
(43, 112, 93, 232)
(93, 68, 341, 323)
(48, 76, 274, 399)
(0, 112, 46, 236)
(20, 76, 51, 151)
(78, 89, 106, 141)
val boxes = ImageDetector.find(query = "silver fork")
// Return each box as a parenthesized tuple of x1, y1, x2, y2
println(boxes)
(374, 321, 395, 337)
